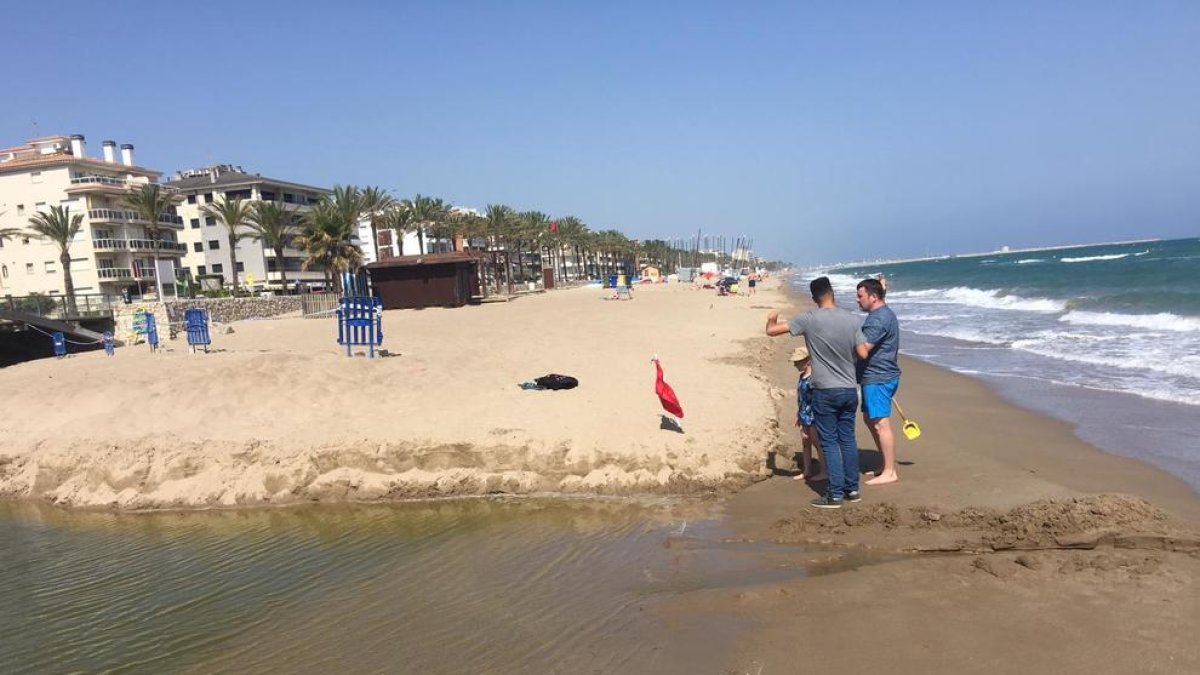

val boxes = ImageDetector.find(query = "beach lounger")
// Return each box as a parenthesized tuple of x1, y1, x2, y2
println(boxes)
(184, 308, 212, 353)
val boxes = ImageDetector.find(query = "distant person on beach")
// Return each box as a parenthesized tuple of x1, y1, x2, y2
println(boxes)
(766, 276, 865, 509)
(855, 277, 902, 485)
(748, 273, 759, 296)
(791, 345, 826, 482)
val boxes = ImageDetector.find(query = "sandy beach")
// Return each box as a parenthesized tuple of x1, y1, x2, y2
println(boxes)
(0, 281, 785, 508)
(2, 278, 1198, 673)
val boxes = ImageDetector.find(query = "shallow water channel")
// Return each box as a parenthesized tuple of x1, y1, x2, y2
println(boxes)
(0, 497, 850, 674)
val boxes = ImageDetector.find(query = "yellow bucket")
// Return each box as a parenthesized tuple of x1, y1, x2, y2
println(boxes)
(617, 274, 627, 287)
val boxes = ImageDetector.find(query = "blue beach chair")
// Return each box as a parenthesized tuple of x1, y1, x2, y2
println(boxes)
(184, 308, 212, 353)
(336, 295, 384, 358)
(145, 314, 159, 352)
(52, 332, 66, 358)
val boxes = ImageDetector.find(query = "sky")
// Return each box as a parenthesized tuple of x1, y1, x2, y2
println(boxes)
(3, 1, 1198, 264)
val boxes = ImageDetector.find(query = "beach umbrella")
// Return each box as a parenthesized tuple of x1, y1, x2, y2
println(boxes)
(652, 356, 684, 419)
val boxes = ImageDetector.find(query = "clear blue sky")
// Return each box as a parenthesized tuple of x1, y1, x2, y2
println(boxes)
(4, 1, 1197, 264)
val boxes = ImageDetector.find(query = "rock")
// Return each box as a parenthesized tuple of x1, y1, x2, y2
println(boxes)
(224, 326, 236, 334)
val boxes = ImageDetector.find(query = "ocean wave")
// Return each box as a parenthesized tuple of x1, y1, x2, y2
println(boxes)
(906, 326, 1011, 346)
(1015, 258, 1045, 264)
(889, 287, 1067, 313)
(1059, 250, 1149, 263)
(1060, 311, 1200, 333)
(1010, 337, 1200, 380)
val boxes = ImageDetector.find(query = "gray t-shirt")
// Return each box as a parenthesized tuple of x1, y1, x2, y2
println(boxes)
(858, 304, 901, 384)
(788, 307, 865, 389)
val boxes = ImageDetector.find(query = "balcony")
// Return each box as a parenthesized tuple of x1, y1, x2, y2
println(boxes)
(91, 238, 186, 255)
(88, 209, 185, 229)
(96, 267, 133, 281)
(66, 175, 140, 196)
(92, 238, 128, 251)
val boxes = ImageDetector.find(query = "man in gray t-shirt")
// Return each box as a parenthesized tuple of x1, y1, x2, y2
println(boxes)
(767, 276, 866, 508)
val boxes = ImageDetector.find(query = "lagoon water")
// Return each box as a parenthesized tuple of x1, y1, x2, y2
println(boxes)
(805, 237, 1200, 490)
(0, 498, 839, 674)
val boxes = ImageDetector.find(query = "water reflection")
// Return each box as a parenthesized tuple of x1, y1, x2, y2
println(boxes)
(1, 498, 815, 674)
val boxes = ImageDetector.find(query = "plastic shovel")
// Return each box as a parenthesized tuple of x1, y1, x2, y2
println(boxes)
(893, 399, 921, 441)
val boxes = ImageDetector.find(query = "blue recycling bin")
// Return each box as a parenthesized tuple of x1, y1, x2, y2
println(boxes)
(607, 275, 617, 288)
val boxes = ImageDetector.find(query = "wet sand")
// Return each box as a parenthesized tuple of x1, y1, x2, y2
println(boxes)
(673, 292, 1200, 675)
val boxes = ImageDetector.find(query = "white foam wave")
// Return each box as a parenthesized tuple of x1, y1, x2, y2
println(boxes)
(906, 326, 1010, 345)
(1060, 311, 1200, 333)
(889, 287, 1067, 313)
(1059, 250, 1147, 263)
(1015, 258, 1045, 264)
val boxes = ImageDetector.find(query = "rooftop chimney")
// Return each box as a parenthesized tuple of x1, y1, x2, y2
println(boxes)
(69, 134, 86, 158)
(120, 143, 134, 167)
(102, 140, 116, 163)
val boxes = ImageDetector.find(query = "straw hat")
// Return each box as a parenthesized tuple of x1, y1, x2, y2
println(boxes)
(789, 345, 810, 362)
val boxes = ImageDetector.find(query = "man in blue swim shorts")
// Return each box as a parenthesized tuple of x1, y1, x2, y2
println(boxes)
(855, 278, 902, 485)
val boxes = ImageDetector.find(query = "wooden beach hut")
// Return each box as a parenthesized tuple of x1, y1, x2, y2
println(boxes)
(367, 253, 483, 310)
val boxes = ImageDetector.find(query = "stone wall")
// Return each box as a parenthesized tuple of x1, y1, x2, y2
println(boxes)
(164, 296, 303, 326)
(112, 301, 170, 346)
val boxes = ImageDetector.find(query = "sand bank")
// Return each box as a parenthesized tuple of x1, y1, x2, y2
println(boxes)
(0, 281, 790, 509)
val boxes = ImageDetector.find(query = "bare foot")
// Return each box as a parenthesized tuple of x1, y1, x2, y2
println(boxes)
(792, 473, 806, 481)
(866, 472, 899, 486)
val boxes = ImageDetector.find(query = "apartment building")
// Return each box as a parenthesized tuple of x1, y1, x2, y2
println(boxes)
(0, 134, 184, 302)
(166, 165, 330, 291)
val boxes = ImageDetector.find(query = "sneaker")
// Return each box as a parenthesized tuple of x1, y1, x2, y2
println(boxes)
(810, 496, 843, 510)
(846, 491, 862, 503)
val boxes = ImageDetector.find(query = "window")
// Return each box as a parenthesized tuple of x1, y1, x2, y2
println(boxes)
(197, 265, 206, 275)
(94, 228, 112, 239)
(190, 218, 200, 229)
(260, 190, 276, 201)
(31, 171, 42, 183)
(22, 237, 29, 245)
(225, 189, 252, 200)
(283, 193, 296, 203)
(192, 242, 203, 253)
(208, 240, 220, 250)
(35, 202, 46, 212)
(211, 263, 223, 274)
(187, 194, 196, 204)
(26, 263, 34, 274)
(203, 192, 213, 204)
(205, 217, 216, 226)
(235, 262, 244, 272)
(1, 264, 7, 278)
(44, 261, 56, 273)
(16, 204, 24, 215)
(97, 258, 115, 269)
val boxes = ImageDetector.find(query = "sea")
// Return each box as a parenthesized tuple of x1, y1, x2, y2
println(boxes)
(801, 237, 1200, 491)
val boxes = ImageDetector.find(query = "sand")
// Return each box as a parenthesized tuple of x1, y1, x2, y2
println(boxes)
(3, 276, 1199, 673)
(0, 280, 788, 509)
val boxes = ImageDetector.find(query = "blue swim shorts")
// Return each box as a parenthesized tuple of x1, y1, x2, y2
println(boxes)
(861, 378, 899, 420)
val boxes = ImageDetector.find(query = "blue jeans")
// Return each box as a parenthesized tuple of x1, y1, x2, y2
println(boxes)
(811, 387, 860, 501)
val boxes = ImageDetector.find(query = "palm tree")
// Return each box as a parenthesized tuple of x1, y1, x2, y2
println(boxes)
(517, 211, 549, 283)
(123, 183, 175, 298)
(296, 200, 363, 294)
(0, 227, 22, 244)
(359, 186, 395, 263)
(380, 202, 415, 256)
(407, 194, 449, 254)
(202, 197, 254, 292)
(27, 206, 83, 315)
(246, 201, 297, 291)
(555, 216, 587, 281)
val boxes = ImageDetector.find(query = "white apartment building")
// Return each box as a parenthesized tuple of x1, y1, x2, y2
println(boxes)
(166, 165, 330, 291)
(0, 134, 184, 303)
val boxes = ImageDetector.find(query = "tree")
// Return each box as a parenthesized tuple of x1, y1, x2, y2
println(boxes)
(517, 211, 549, 283)
(555, 216, 587, 281)
(296, 200, 362, 294)
(26, 205, 83, 315)
(406, 194, 449, 254)
(246, 201, 297, 290)
(359, 186, 394, 262)
(123, 183, 175, 298)
(380, 202, 415, 256)
(202, 197, 254, 292)
(0, 227, 22, 243)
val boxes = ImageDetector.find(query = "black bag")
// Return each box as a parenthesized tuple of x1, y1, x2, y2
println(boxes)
(534, 374, 579, 390)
